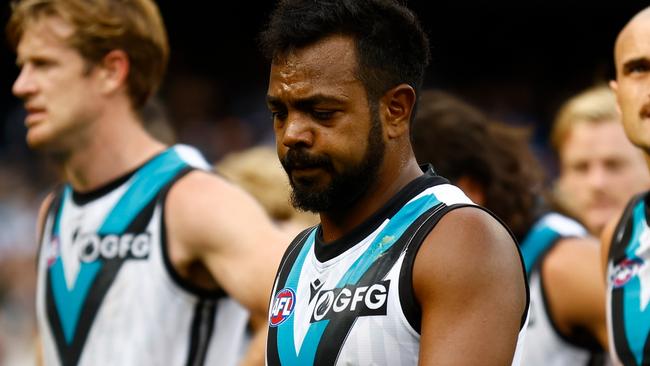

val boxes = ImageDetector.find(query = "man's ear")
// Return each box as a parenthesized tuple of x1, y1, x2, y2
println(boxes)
(379, 83, 416, 139)
(609, 79, 621, 115)
(97, 49, 130, 95)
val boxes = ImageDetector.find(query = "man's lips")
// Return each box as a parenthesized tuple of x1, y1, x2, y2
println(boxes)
(291, 166, 324, 175)
(24, 106, 46, 126)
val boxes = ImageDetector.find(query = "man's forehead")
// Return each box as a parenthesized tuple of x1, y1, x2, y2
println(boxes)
(271, 36, 358, 81)
(18, 16, 73, 50)
(615, 8, 650, 62)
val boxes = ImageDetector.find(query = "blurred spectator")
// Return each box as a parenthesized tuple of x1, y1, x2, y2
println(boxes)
(551, 85, 650, 236)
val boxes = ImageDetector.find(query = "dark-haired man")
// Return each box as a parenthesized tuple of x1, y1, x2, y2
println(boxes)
(260, 1, 529, 365)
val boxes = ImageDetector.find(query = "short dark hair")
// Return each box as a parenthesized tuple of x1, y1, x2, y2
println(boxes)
(260, 0, 430, 107)
(411, 90, 544, 240)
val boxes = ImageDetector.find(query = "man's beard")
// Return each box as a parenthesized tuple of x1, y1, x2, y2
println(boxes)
(281, 114, 385, 213)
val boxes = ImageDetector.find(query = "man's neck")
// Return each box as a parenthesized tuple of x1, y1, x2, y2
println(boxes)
(319, 159, 422, 243)
(60, 106, 166, 193)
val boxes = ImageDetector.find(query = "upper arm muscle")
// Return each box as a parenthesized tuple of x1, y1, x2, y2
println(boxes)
(413, 207, 526, 366)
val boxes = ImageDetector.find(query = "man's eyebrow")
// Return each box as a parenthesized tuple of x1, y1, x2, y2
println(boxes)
(622, 57, 650, 74)
(266, 94, 346, 107)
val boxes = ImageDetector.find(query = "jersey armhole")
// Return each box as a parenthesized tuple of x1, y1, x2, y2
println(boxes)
(537, 261, 603, 352)
(398, 204, 531, 333)
(158, 167, 226, 299)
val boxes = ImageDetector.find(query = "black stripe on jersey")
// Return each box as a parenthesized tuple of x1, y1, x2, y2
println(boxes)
(539, 261, 602, 354)
(612, 289, 637, 365)
(608, 193, 644, 265)
(186, 299, 217, 366)
(70, 168, 137, 205)
(398, 203, 451, 333)
(609, 194, 645, 366)
(399, 204, 530, 333)
(266, 227, 317, 366)
(312, 203, 445, 365)
(45, 193, 159, 366)
(159, 168, 227, 299)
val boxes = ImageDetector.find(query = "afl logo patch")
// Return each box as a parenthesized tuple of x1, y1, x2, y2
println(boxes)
(611, 258, 643, 288)
(269, 288, 295, 327)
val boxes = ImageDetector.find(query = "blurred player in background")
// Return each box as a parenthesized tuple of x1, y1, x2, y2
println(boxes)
(7, 0, 288, 364)
(552, 85, 650, 237)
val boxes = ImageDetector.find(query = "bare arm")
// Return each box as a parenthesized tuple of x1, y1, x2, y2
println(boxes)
(36, 193, 54, 244)
(600, 216, 619, 282)
(166, 170, 292, 318)
(414, 207, 527, 366)
(238, 314, 268, 366)
(542, 237, 608, 349)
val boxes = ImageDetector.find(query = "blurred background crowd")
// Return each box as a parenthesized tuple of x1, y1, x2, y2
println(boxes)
(0, 2, 649, 364)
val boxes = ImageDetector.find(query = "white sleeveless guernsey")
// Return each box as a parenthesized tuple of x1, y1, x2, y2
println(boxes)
(36, 145, 249, 366)
(266, 167, 529, 366)
(519, 212, 605, 365)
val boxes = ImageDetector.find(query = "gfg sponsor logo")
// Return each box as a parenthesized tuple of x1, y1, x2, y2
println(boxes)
(310, 281, 390, 323)
(270, 288, 296, 327)
(76, 233, 152, 262)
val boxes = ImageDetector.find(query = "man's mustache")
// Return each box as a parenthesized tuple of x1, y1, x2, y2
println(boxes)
(281, 149, 333, 171)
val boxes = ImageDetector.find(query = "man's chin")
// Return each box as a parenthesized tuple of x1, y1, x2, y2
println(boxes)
(27, 132, 67, 155)
(26, 133, 50, 150)
(290, 190, 330, 213)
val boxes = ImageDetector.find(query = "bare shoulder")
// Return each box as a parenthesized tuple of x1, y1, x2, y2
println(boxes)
(167, 169, 254, 208)
(543, 236, 600, 279)
(415, 206, 522, 279)
(414, 206, 527, 365)
(165, 169, 274, 252)
(541, 235, 603, 305)
(413, 206, 526, 307)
